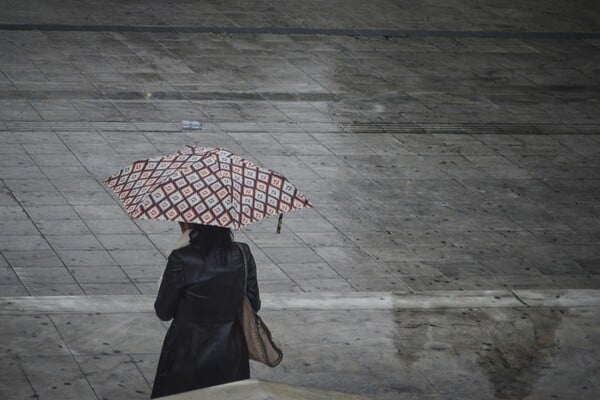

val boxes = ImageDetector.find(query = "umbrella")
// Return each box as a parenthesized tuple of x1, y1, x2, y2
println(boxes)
(103, 146, 312, 232)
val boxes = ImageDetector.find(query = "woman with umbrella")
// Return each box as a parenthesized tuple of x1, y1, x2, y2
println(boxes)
(150, 221, 259, 398)
(103, 146, 311, 397)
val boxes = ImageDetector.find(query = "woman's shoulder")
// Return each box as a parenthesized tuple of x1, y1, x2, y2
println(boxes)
(169, 244, 200, 261)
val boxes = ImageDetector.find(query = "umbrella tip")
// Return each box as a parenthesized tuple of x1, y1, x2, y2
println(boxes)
(276, 214, 283, 234)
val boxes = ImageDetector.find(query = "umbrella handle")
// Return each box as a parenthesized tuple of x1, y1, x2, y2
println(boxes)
(276, 214, 283, 234)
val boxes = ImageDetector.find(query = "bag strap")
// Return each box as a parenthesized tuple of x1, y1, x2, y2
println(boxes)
(237, 243, 248, 292)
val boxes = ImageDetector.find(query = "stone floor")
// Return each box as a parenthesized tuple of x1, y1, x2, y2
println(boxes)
(1, 290, 599, 400)
(0, 0, 599, 399)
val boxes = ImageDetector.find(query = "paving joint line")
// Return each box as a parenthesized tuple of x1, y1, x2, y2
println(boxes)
(0, 182, 32, 296)
(510, 289, 529, 307)
(52, 131, 154, 294)
(1, 23, 600, 39)
(3, 121, 600, 134)
(0, 154, 80, 295)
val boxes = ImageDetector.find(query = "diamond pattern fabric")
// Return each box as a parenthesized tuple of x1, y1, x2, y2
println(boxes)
(104, 146, 312, 228)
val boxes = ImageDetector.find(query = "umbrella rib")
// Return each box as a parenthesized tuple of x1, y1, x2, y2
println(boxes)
(211, 155, 238, 228)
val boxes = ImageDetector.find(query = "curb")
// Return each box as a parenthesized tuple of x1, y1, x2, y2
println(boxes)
(1, 289, 599, 314)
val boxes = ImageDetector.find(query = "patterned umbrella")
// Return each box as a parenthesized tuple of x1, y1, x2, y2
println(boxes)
(103, 146, 312, 231)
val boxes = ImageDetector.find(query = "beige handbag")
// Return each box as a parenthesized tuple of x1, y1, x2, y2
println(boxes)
(237, 244, 283, 367)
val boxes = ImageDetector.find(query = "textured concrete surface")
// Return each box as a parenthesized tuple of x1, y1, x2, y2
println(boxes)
(0, 292, 599, 400)
(1, 0, 600, 399)
(0, 0, 599, 297)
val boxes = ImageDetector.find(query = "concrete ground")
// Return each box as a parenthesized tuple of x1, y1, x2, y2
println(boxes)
(1, 0, 599, 399)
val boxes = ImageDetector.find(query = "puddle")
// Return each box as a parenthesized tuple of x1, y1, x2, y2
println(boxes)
(477, 308, 563, 399)
(393, 307, 564, 399)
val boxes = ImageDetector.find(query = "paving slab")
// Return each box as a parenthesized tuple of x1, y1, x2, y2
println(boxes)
(75, 354, 152, 399)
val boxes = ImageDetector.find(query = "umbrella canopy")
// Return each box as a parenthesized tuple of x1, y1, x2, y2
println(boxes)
(103, 146, 312, 229)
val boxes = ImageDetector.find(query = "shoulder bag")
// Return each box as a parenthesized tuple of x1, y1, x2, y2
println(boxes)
(237, 243, 283, 367)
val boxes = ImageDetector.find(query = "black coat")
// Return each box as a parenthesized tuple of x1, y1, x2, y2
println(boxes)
(150, 241, 260, 398)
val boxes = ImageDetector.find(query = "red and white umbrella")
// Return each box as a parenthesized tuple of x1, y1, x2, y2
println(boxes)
(103, 146, 312, 230)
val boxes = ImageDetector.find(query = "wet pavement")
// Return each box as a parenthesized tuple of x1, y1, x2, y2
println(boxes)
(1, 291, 599, 400)
(1, 0, 600, 399)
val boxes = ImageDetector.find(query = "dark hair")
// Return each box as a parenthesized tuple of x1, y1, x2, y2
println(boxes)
(188, 224, 234, 263)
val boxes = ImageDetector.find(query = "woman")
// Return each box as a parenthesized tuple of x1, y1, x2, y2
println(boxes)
(150, 222, 260, 398)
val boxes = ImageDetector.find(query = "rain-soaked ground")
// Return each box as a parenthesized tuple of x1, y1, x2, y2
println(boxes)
(1, 0, 600, 399)
(1, 292, 599, 399)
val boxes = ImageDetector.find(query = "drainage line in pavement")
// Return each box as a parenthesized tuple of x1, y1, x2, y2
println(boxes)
(1, 23, 600, 39)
